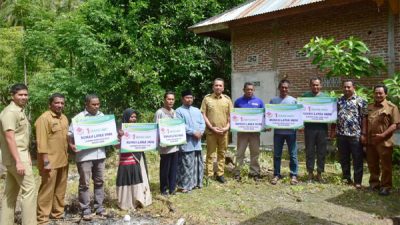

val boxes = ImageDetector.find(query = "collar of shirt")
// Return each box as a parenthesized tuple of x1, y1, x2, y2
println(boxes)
(49, 110, 63, 118)
(211, 93, 223, 99)
(242, 95, 256, 100)
(10, 101, 24, 112)
(181, 105, 191, 109)
(83, 109, 101, 116)
(342, 94, 356, 101)
(374, 99, 388, 108)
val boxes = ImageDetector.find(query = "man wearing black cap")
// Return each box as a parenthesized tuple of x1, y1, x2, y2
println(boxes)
(176, 90, 205, 192)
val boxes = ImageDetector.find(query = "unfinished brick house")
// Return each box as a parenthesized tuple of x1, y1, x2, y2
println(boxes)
(190, 0, 400, 145)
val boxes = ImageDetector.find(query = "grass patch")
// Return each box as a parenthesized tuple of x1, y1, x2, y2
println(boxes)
(0, 148, 399, 224)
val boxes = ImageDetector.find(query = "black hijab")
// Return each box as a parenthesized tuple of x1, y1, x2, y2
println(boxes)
(122, 108, 137, 123)
(121, 108, 142, 161)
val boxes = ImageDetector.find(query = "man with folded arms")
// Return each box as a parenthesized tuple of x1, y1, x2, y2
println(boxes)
(176, 90, 205, 192)
(201, 78, 233, 183)
(366, 84, 400, 196)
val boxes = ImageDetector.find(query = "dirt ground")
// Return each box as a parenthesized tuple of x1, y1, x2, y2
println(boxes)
(0, 149, 399, 225)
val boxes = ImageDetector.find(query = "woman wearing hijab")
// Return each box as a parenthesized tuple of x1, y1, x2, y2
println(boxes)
(116, 108, 152, 210)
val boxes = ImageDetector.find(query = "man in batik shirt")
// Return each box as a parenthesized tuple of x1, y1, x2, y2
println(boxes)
(332, 80, 368, 189)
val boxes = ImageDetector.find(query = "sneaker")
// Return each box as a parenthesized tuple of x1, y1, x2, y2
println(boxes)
(82, 214, 93, 221)
(216, 175, 226, 184)
(379, 187, 390, 196)
(270, 176, 279, 185)
(290, 176, 298, 185)
(354, 184, 362, 189)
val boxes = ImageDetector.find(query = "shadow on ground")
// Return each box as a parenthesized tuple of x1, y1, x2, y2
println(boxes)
(238, 207, 343, 225)
(326, 188, 400, 218)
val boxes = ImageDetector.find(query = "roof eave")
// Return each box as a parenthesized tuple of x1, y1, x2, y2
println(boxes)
(189, 0, 366, 41)
(189, 23, 231, 41)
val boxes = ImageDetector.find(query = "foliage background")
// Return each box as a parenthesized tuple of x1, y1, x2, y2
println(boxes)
(0, 0, 246, 121)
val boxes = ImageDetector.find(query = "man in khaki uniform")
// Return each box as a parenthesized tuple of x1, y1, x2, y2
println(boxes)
(0, 83, 37, 225)
(366, 84, 400, 196)
(201, 78, 233, 183)
(36, 93, 69, 224)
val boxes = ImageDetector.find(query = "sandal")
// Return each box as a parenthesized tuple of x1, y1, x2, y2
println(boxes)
(290, 176, 298, 185)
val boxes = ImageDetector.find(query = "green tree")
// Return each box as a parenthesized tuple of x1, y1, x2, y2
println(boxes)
(302, 36, 385, 79)
(0, 26, 24, 111)
(1, 0, 246, 121)
(20, 0, 245, 121)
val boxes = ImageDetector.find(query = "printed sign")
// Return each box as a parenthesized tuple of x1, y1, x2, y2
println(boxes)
(230, 108, 264, 132)
(120, 123, 158, 153)
(297, 97, 337, 123)
(73, 115, 118, 151)
(158, 118, 186, 147)
(393, 130, 400, 146)
(265, 104, 304, 129)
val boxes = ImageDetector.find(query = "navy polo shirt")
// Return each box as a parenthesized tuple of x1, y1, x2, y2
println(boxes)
(234, 95, 265, 108)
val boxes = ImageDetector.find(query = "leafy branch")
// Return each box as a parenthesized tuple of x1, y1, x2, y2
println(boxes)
(302, 36, 385, 79)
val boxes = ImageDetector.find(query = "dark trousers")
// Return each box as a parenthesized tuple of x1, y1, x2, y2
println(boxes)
(304, 127, 328, 173)
(337, 135, 363, 184)
(159, 152, 178, 194)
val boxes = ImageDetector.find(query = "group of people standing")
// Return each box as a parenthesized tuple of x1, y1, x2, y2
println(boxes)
(0, 76, 399, 225)
(227, 78, 399, 198)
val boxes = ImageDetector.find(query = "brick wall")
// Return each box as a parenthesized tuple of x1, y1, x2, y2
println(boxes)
(231, 1, 399, 97)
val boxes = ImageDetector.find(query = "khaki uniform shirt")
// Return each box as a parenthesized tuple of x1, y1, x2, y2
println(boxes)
(200, 93, 233, 135)
(35, 110, 69, 169)
(367, 99, 400, 147)
(0, 101, 31, 166)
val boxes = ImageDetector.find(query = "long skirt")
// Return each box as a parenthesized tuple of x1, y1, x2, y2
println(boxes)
(117, 154, 152, 210)
(177, 151, 203, 190)
(193, 151, 203, 188)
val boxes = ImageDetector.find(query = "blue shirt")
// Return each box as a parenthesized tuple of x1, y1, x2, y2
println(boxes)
(234, 95, 265, 108)
(269, 96, 297, 135)
(176, 105, 206, 152)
